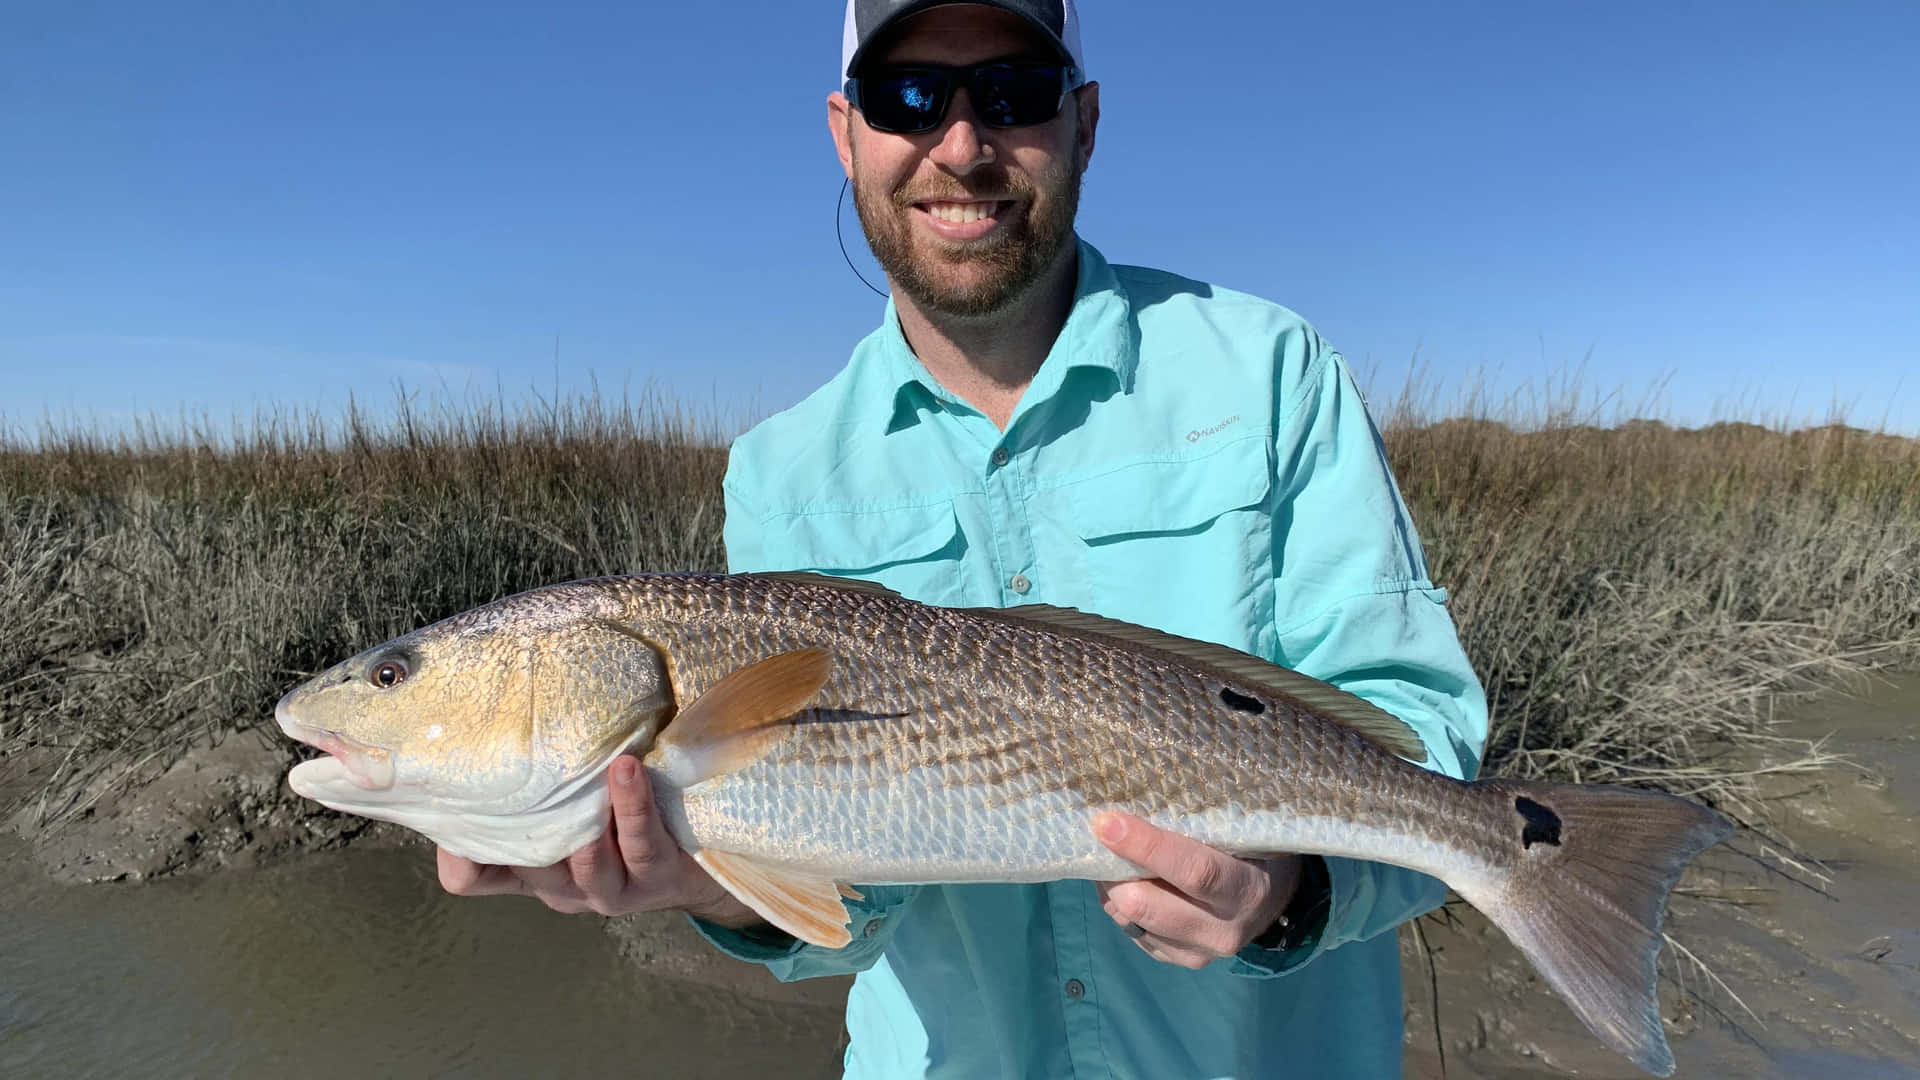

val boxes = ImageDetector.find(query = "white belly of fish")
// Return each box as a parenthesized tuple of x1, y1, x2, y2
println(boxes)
(660, 762, 1494, 891)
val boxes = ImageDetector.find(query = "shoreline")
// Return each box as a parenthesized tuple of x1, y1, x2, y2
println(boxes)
(2, 734, 391, 884)
(1403, 672, 1920, 1077)
(6, 675, 1916, 1076)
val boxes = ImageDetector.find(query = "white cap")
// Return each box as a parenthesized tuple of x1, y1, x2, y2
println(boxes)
(841, 0, 1085, 83)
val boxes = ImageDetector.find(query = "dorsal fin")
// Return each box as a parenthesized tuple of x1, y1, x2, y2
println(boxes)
(642, 649, 832, 785)
(750, 571, 905, 600)
(967, 604, 1428, 763)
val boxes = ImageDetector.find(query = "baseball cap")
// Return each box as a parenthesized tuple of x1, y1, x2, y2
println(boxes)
(841, 0, 1086, 81)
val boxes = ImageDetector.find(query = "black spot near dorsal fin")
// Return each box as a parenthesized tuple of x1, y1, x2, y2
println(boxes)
(1516, 796, 1563, 848)
(1219, 687, 1265, 714)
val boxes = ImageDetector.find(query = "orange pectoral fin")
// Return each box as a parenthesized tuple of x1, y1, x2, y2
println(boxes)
(644, 648, 831, 784)
(695, 849, 853, 949)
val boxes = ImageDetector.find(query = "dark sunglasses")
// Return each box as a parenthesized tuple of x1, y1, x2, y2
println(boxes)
(845, 61, 1082, 135)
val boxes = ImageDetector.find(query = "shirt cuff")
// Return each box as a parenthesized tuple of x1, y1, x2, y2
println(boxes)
(1229, 855, 1334, 978)
(687, 884, 918, 970)
(688, 914, 807, 964)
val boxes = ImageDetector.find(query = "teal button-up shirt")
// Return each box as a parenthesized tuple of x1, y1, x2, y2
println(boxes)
(704, 239, 1488, 1079)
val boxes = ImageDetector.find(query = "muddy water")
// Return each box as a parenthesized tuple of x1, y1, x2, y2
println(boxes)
(1405, 674, 1920, 1078)
(0, 840, 845, 1079)
(4, 679, 1915, 1080)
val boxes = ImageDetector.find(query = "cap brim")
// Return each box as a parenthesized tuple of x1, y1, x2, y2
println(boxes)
(845, 1, 1077, 79)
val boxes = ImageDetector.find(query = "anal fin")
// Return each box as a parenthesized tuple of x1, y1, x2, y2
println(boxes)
(695, 849, 853, 949)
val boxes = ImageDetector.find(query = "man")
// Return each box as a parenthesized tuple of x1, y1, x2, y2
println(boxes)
(440, 2, 1488, 1076)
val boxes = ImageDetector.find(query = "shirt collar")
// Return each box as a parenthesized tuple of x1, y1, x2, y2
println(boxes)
(880, 237, 1137, 431)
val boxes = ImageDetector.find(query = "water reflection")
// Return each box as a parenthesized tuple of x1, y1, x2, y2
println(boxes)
(0, 842, 843, 1079)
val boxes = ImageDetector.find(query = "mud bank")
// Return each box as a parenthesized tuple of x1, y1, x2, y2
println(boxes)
(1, 735, 395, 883)
(6, 678, 1915, 1077)
(1403, 675, 1920, 1078)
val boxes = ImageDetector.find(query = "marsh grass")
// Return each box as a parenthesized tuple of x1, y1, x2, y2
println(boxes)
(1384, 408, 1920, 821)
(0, 392, 728, 818)
(3, 387, 1917, 830)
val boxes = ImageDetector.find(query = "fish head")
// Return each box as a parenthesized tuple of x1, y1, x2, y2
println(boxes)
(275, 584, 675, 823)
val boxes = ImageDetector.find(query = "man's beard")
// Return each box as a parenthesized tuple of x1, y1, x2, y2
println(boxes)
(850, 153, 1082, 318)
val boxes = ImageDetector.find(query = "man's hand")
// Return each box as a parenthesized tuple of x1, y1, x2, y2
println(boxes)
(436, 755, 760, 928)
(1093, 811, 1302, 969)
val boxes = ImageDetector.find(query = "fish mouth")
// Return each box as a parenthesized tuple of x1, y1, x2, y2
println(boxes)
(275, 700, 397, 794)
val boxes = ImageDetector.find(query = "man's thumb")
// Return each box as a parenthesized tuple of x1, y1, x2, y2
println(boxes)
(609, 754, 672, 872)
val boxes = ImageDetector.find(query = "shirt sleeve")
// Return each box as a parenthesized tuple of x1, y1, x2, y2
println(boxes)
(1229, 334, 1490, 979)
(690, 460, 922, 981)
(690, 885, 920, 982)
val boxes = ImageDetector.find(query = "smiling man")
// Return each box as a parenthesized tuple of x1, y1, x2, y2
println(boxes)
(438, 2, 1489, 1076)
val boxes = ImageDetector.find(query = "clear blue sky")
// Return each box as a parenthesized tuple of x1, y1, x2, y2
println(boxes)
(4, 1, 1916, 438)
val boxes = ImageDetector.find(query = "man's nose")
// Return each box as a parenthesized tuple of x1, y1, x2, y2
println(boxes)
(926, 89, 996, 173)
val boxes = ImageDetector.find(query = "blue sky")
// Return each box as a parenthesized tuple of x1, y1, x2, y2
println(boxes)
(4, 1, 1916, 438)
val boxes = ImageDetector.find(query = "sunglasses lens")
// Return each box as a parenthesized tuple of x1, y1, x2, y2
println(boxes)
(856, 64, 1068, 133)
(862, 71, 948, 133)
(972, 65, 1065, 127)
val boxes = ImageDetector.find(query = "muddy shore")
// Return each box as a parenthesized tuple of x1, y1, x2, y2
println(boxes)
(2, 735, 381, 884)
(1402, 675, 1920, 1078)
(0, 738, 848, 1013)
(5, 677, 1916, 1076)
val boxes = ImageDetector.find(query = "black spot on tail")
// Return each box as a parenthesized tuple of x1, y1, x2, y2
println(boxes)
(1516, 796, 1562, 848)
(1220, 687, 1265, 714)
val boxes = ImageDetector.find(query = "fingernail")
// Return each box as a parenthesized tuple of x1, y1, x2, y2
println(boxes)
(613, 758, 636, 787)
(1096, 814, 1126, 844)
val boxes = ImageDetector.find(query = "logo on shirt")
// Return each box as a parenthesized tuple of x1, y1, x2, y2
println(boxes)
(1186, 415, 1241, 443)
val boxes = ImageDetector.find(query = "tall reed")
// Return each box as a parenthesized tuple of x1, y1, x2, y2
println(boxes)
(4, 388, 1916, 827)
(2, 392, 728, 817)
(1387, 413, 1920, 816)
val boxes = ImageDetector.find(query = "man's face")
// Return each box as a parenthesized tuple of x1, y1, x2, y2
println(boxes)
(830, 6, 1099, 318)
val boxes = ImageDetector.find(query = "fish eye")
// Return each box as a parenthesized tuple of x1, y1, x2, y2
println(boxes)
(370, 659, 409, 689)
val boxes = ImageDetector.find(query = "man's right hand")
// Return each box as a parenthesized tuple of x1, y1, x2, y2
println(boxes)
(436, 754, 762, 928)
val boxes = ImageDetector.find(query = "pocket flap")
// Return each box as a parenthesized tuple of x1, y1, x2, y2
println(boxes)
(1065, 436, 1271, 541)
(776, 501, 960, 572)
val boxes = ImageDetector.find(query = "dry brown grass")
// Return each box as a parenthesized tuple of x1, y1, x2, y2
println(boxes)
(4, 388, 1917, 828)
(1382, 400, 1920, 821)
(0, 393, 727, 818)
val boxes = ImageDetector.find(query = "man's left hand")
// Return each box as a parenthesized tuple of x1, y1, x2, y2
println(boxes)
(1093, 812, 1302, 969)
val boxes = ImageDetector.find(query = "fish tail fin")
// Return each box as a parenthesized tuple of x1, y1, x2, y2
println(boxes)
(1465, 779, 1734, 1077)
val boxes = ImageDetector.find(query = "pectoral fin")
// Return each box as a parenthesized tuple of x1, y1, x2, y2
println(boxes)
(643, 649, 831, 785)
(695, 849, 853, 949)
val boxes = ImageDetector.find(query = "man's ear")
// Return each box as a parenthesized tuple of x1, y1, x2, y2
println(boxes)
(1073, 82, 1100, 173)
(827, 92, 856, 178)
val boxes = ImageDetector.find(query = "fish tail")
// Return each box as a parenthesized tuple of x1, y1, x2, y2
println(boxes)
(1463, 779, 1734, 1077)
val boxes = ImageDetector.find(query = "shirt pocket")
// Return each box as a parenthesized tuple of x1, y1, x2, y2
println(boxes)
(770, 501, 969, 607)
(1035, 435, 1276, 644)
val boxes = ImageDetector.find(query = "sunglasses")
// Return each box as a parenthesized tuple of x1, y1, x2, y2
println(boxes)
(845, 62, 1082, 135)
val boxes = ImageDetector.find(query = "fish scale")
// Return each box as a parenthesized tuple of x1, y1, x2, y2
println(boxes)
(632, 575, 1490, 883)
(276, 571, 1735, 1076)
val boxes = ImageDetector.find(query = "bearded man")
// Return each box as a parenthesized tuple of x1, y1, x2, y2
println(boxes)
(439, 3, 1489, 1076)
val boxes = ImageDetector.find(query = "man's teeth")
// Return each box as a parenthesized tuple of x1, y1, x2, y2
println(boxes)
(925, 202, 998, 224)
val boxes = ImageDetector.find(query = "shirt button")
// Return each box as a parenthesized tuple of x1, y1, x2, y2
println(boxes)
(862, 918, 883, 938)
(1009, 573, 1031, 595)
(1063, 978, 1086, 1001)
(990, 447, 1010, 467)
